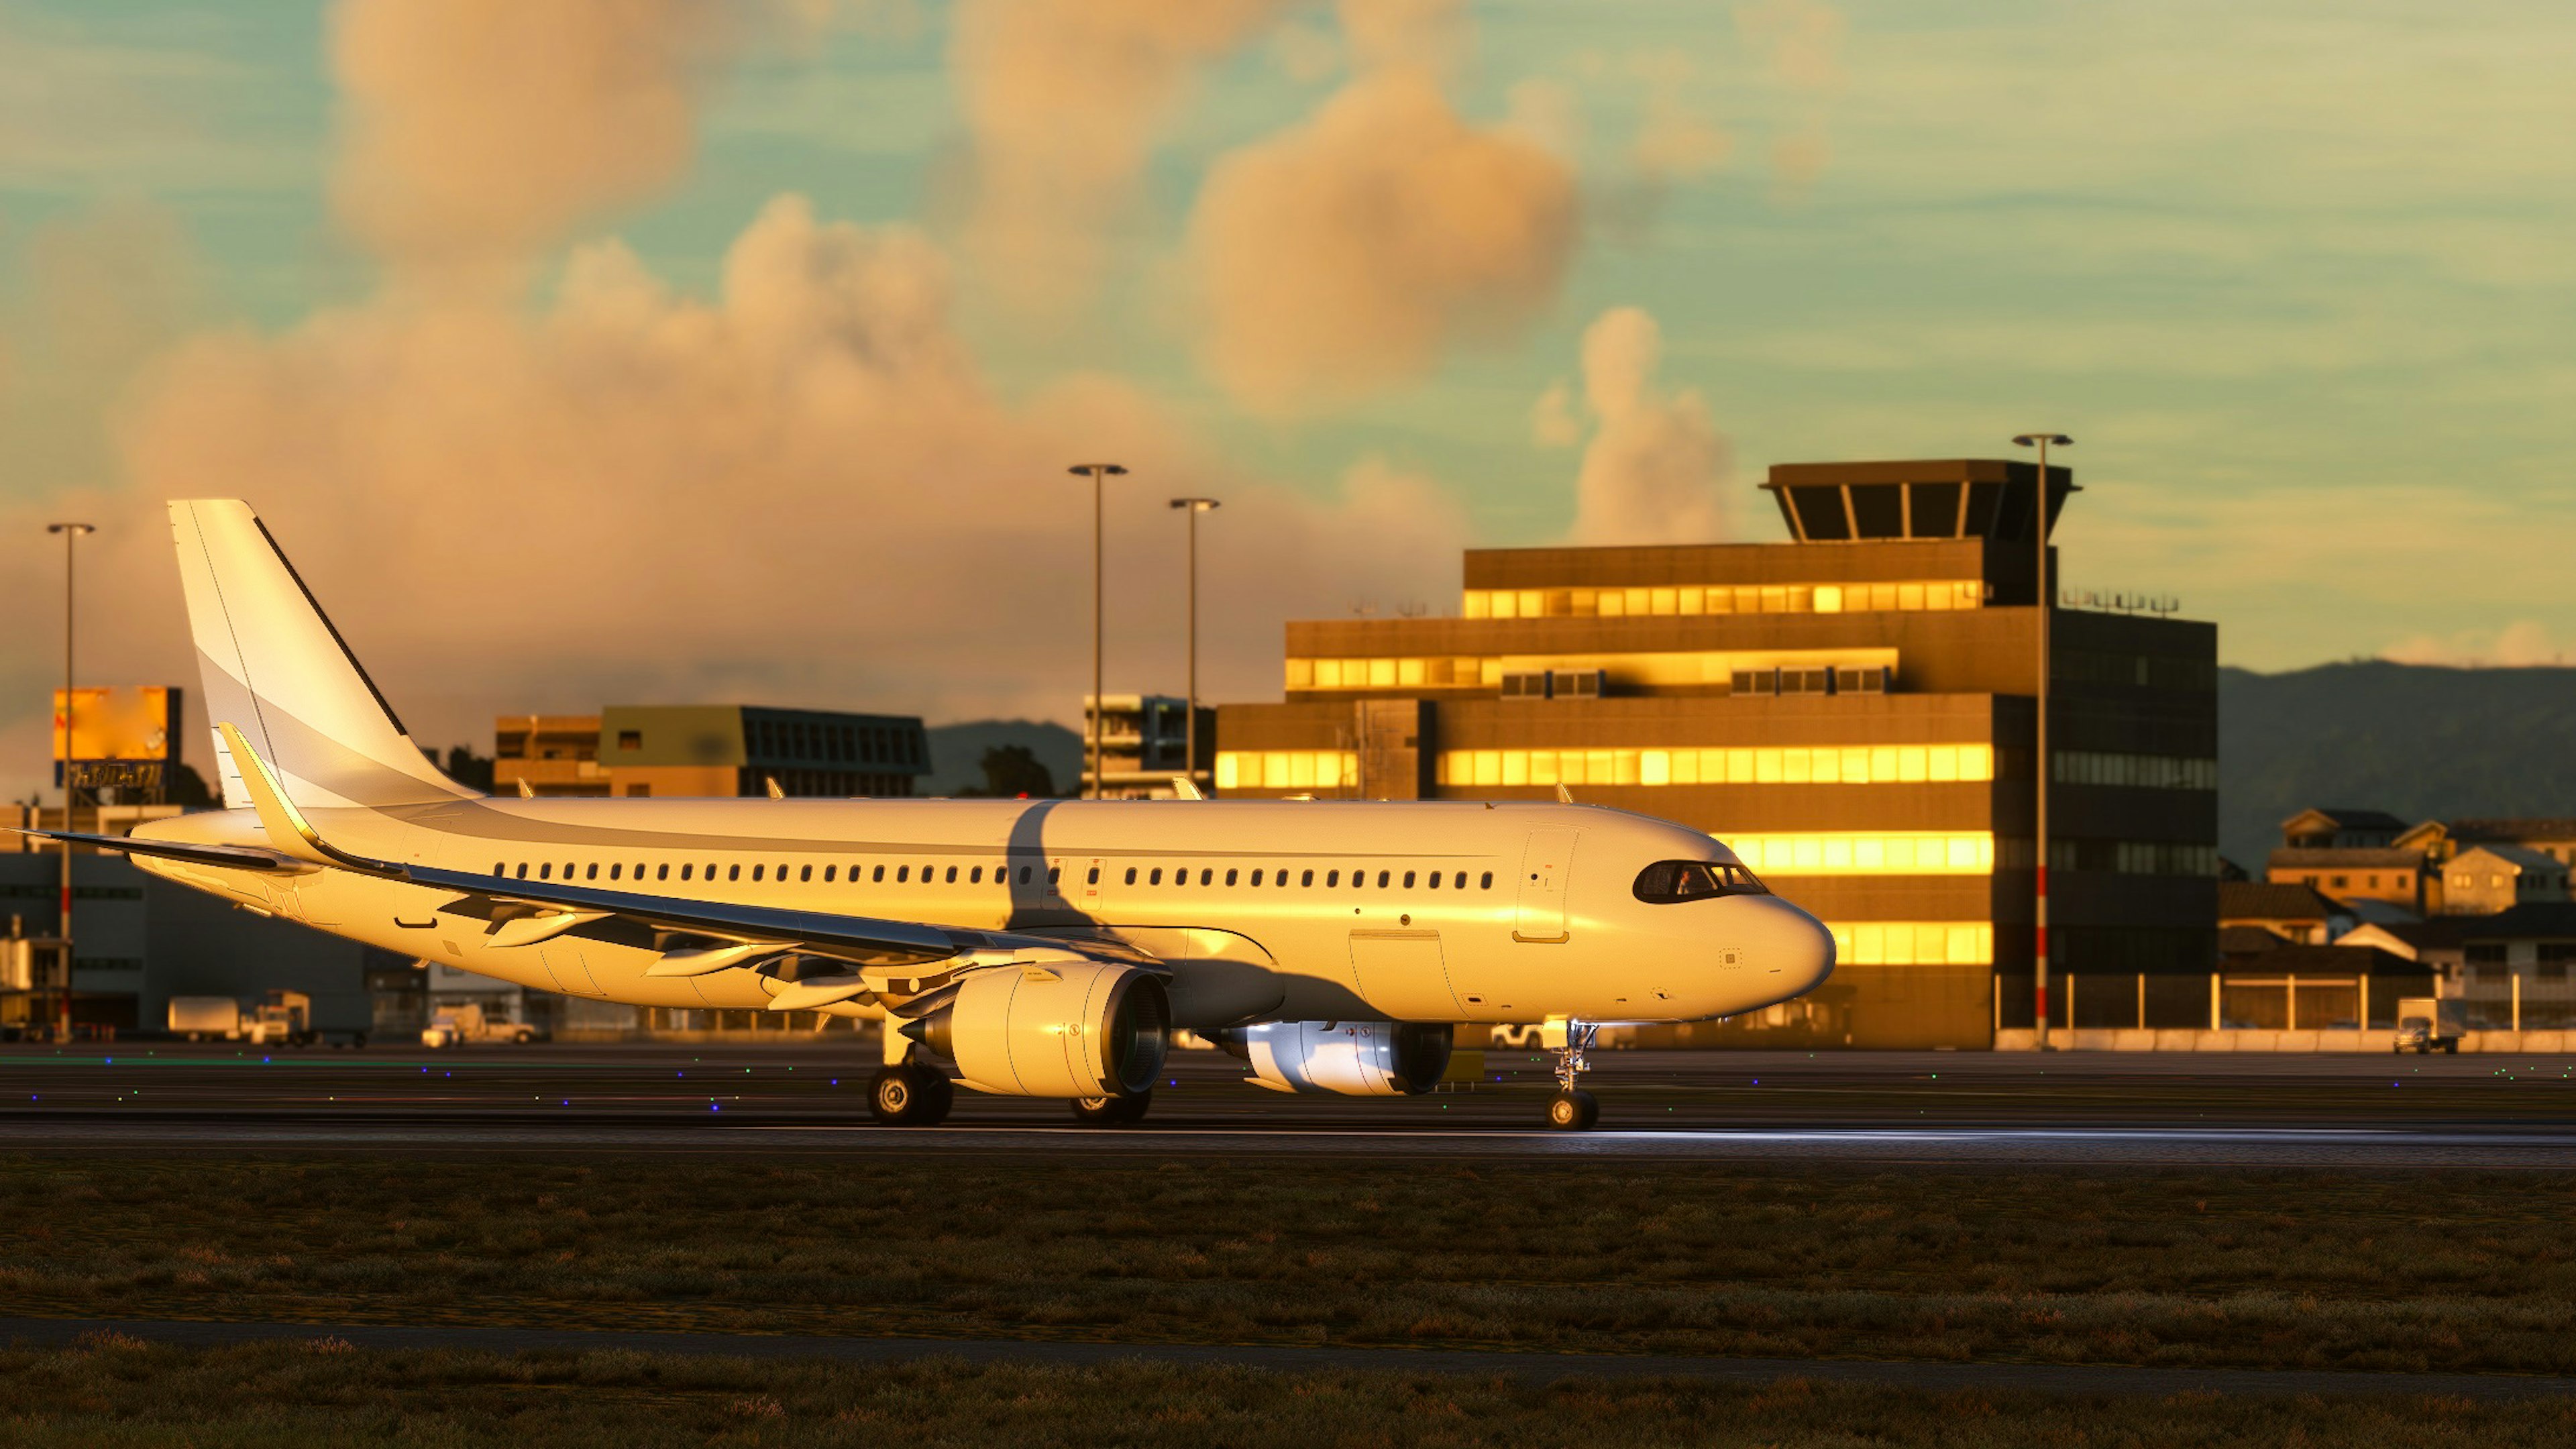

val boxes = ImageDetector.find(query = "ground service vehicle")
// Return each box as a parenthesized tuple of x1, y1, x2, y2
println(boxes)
(2394, 996, 2463, 1053)
(166, 990, 338, 1046)
(23, 500, 1837, 1131)
(421, 1003, 541, 1047)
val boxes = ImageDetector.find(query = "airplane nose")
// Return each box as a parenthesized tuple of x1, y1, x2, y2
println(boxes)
(1743, 895, 1835, 995)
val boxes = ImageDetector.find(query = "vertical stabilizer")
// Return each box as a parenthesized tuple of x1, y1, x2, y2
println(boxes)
(169, 500, 477, 810)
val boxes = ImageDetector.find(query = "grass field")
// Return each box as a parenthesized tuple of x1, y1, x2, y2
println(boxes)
(3, 1152, 2574, 1376)
(1, 1336, 2573, 1448)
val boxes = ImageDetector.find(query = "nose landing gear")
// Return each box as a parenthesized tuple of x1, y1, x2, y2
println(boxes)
(1544, 1020, 1599, 1130)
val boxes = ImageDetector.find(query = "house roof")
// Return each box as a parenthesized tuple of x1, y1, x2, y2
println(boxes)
(2267, 848, 2425, 870)
(2458, 902, 2576, 941)
(2220, 924, 2290, 957)
(2219, 881, 2345, 923)
(2282, 807, 2408, 834)
(2223, 943, 2430, 977)
(2450, 818, 2576, 841)
(2447, 843, 2567, 873)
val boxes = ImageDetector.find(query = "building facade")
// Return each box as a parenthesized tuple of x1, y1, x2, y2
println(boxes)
(496, 706, 929, 799)
(1080, 694, 1214, 798)
(1214, 459, 2220, 1049)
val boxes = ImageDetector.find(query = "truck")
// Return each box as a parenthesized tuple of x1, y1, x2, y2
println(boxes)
(166, 990, 358, 1047)
(420, 1002, 543, 1048)
(2394, 996, 2464, 1054)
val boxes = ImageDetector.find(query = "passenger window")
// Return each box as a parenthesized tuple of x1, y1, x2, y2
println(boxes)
(1377, 870, 1390, 888)
(1454, 871, 1466, 889)
(680, 865, 692, 881)
(1426, 871, 1440, 890)
(898, 865, 910, 883)
(658, 864, 670, 881)
(492, 861, 504, 875)
(1020, 866, 1034, 885)
(1326, 870, 1340, 887)
(1301, 870, 1314, 887)
(1279, 870, 1290, 888)
(1404, 871, 1417, 888)
(609, 864, 621, 881)
(586, 863, 599, 880)
(540, 863, 552, 880)
(945, 866, 958, 883)
(824, 866, 836, 883)
(1200, 869, 1214, 885)
(970, 866, 983, 884)
(563, 863, 574, 879)
(873, 865, 885, 882)
(1125, 867, 1138, 885)
(1087, 866, 1099, 885)
(1150, 868, 1164, 885)
(704, 863, 715, 879)
(1481, 871, 1494, 889)
(752, 865, 765, 882)
(731, 865, 743, 881)
(516, 863, 528, 878)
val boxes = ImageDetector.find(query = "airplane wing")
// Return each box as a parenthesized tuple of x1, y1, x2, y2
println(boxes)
(214, 722, 1157, 1004)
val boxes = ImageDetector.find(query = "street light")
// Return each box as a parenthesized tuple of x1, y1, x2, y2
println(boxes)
(2009, 434, 2070, 1051)
(46, 521, 94, 1044)
(1068, 464, 1128, 800)
(1169, 498, 1220, 789)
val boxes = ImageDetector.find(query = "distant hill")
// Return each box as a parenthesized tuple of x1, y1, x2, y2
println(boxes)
(2219, 661, 2576, 866)
(922, 719, 1085, 798)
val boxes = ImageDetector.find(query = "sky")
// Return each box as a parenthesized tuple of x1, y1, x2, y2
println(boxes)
(1, 0, 2571, 795)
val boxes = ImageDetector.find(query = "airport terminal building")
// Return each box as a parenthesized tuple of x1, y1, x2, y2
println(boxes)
(1214, 460, 2220, 1049)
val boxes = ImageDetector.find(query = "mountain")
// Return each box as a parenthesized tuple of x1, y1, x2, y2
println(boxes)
(2218, 661, 2576, 867)
(922, 719, 1085, 798)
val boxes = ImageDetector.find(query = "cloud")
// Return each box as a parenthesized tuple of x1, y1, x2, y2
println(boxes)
(1558, 307, 1730, 545)
(945, 0, 1295, 320)
(1735, 0, 1843, 197)
(328, 0, 841, 287)
(35, 195, 1468, 766)
(1187, 66, 1578, 413)
(23, 198, 201, 386)
(2382, 621, 2569, 669)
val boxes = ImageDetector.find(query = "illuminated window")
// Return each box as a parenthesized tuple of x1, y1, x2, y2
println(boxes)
(1725, 833, 1995, 876)
(1438, 743, 1993, 790)
(1218, 750, 1359, 790)
(1825, 922, 1994, 966)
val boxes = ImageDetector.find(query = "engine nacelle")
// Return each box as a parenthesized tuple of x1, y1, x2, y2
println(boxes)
(906, 963, 1169, 1098)
(1213, 1020, 1452, 1097)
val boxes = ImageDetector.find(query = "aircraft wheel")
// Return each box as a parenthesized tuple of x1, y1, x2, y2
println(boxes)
(870, 1065, 953, 1126)
(1069, 1088, 1150, 1126)
(1544, 1089, 1598, 1131)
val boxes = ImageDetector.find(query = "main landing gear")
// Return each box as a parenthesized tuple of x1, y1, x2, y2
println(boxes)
(1069, 1088, 1154, 1126)
(869, 1063, 954, 1126)
(1544, 1020, 1600, 1131)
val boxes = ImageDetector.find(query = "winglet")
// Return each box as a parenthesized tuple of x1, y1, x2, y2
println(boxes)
(1556, 783, 1574, 804)
(1171, 776, 1205, 801)
(217, 720, 394, 876)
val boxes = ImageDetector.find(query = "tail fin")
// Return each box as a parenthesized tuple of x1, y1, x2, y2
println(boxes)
(169, 500, 478, 810)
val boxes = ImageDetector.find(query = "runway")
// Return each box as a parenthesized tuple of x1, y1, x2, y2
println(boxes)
(7, 1040, 2576, 1165)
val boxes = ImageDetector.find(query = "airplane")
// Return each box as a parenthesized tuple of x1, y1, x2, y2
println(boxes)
(24, 500, 1835, 1131)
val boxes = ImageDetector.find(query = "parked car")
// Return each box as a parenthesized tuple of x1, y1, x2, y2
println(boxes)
(421, 1002, 543, 1048)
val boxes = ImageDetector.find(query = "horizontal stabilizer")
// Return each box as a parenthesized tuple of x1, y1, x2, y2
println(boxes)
(1, 827, 309, 875)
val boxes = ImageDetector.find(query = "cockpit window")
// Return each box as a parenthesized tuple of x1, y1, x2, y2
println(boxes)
(1633, 860, 1769, 903)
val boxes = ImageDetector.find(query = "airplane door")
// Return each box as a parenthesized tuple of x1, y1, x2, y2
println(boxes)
(1078, 857, 1106, 916)
(1513, 829, 1578, 943)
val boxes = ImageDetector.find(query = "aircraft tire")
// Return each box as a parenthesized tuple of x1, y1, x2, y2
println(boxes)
(1069, 1088, 1151, 1126)
(1544, 1089, 1599, 1131)
(870, 1065, 952, 1126)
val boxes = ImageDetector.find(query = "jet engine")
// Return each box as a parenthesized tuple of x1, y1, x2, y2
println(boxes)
(1210, 1020, 1452, 1097)
(904, 962, 1168, 1098)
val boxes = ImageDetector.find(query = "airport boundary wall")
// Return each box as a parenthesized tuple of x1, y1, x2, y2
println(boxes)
(1994, 1028, 2576, 1053)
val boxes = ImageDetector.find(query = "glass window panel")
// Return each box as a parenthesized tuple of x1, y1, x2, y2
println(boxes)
(1788, 586, 1812, 612)
(1915, 925, 1945, 963)
(1754, 749, 1782, 784)
(1727, 749, 1754, 784)
(1760, 586, 1787, 612)
(1587, 749, 1615, 784)
(1813, 584, 1843, 613)
(1596, 590, 1622, 617)
(1810, 749, 1839, 784)
(1929, 745, 1958, 782)
(1648, 587, 1676, 615)
(1842, 747, 1869, 784)
(1898, 746, 1928, 783)
(1504, 750, 1531, 786)
(1520, 590, 1545, 617)
(1793, 838, 1823, 869)
(1680, 587, 1705, 615)
(1705, 588, 1733, 614)
(1947, 925, 1982, 963)
(1264, 752, 1290, 786)
(1530, 750, 1560, 785)
(1464, 591, 1491, 619)
(1312, 659, 1341, 688)
(1960, 744, 1992, 781)
(1898, 583, 1925, 610)
(1823, 837, 1851, 869)
(1870, 584, 1897, 610)
(1698, 748, 1725, 783)
(1656, 749, 1686, 786)
(1854, 924, 1884, 965)
(1613, 750, 1640, 786)
(1887, 838, 1919, 870)
(1925, 582, 1953, 611)
(1367, 658, 1397, 687)
(1784, 749, 1813, 784)
(1560, 753, 1588, 786)
(1625, 588, 1652, 614)
(1855, 837, 1884, 869)
(1398, 657, 1425, 686)
(1216, 755, 1240, 790)
(1286, 659, 1313, 689)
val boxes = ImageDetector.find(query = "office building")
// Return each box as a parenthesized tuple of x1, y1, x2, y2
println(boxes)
(496, 706, 928, 799)
(1081, 694, 1212, 798)
(1215, 458, 2220, 1049)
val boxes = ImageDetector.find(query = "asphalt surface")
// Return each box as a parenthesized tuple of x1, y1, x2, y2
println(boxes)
(7, 1316, 2571, 1400)
(8, 1040, 2576, 1165)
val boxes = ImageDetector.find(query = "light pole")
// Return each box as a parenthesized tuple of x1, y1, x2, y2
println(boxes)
(1068, 464, 1127, 800)
(2010, 435, 2070, 1051)
(1169, 497, 1220, 789)
(47, 521, 94, 1044)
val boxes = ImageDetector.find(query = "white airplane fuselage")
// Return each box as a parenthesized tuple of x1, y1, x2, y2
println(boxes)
(136, 795, 1834, 1028)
